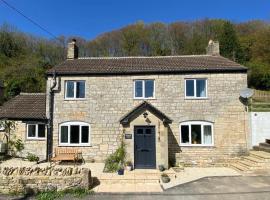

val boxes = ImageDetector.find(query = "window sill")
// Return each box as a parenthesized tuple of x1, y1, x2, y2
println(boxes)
(184, 97, 209, 100)
(133, 98, 156, 100)
(26, 138, 46, 141)
(180, 144, 214, 147)
(58, 144, 92, 147)
(64, 98, 87, 101)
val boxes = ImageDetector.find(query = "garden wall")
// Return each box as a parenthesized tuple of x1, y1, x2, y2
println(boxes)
(0, 166, 92, 194)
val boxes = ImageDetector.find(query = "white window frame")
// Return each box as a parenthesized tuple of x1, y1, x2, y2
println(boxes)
(179, 121, 214, 146)
(133, 79, 155, 99)
(64, 80, 86, 100)
(59, 121, 91, 146)
(185, 79, 208, 99)
(26, 123, 46, 140)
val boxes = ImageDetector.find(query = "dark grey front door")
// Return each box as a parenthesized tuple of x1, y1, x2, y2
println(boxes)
(134, 126, 156, 169)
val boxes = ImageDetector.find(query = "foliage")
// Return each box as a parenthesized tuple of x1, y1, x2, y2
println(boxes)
(26, 152, 39, 162)
(36, 188, 93, 200)
(1, 20, 270, 94)
(9, 138, 24, 156)
(0, 120, 16, 155)
(104, 133, 126, 172)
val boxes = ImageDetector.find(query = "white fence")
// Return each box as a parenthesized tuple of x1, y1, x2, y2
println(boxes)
(250, 112, 270, 146)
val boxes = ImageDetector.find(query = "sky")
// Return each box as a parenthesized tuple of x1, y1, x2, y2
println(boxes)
(0, 0, 269, 40)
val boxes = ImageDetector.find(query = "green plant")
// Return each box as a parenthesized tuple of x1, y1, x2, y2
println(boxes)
(26, 152, 39, 162)
(104, 132, 126, 172)
(36, 188, 93, 200)
(9, 138, 24, 157)
(125, 160, 132, 166)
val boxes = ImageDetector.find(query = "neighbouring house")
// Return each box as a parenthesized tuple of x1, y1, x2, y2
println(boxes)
(0, 39, 249, 168)
(0, 93, 47, 159)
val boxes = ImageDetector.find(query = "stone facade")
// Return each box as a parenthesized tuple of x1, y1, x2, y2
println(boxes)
(1, 121, 46, 160)
(47, 72, 248, 167)
(0, 166, 91, 194)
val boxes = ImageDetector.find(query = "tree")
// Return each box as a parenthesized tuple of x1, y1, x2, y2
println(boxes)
(0, 120, 16, 155)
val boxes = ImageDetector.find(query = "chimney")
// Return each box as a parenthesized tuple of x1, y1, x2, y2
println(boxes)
(67, 39, 78, 60)
(206, 40, 220, 56)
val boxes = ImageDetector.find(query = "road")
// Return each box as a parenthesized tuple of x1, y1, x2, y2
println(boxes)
(2, 176, 270, 200)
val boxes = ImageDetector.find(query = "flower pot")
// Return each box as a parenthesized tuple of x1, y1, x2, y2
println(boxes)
(161, 176, 170, 183)
(126, 165, 132, 171)
(158, 165, 165, 172)
(117, 168, 124, 175)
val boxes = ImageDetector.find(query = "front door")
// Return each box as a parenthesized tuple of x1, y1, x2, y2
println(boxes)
(134, 126, 156, 169)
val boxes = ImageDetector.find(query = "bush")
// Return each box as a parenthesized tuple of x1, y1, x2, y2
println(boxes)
(104, 134, 126, 172)
(26, 152, 39, 162)
(36, 188, 93, 200)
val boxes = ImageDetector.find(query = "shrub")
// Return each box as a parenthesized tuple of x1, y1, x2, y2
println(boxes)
(26, 152, 39, 162)
(104, 134, 126, 172)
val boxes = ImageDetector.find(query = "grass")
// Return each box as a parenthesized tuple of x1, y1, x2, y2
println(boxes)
(36, 188, 94, 200)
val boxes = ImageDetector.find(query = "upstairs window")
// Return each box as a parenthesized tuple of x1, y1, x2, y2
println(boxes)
(59, 122, 90, 146)
(180, 121, 213, 146)
(27, 123, 46, 140)
(65, 81, 85, 99)
(134, 80, 155, 99)
(185, 79, 207, 98)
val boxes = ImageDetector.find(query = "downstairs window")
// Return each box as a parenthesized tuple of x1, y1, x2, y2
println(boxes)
(27, 123, 46, 140)
(180, 121, 213, 146)
(59, 122, 90, 146)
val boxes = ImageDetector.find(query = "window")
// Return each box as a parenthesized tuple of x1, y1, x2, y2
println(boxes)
(185, 79, 207, 98)
(59, 122, 90, 146)
(180, 121, 213, 146)
(27, 124, 46, 139)
(134, 80, 155, 99)
(65, 81, 85, 99)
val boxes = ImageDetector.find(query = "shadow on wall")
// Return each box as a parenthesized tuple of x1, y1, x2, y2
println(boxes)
(168, 126, 181, 166)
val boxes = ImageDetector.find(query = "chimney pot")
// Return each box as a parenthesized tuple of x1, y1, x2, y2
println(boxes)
(206, 40, 220, 56)
(67, 39, 78, 60)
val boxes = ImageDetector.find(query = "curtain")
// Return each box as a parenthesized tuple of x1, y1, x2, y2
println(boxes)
(204, 125, 212, 144)
(196, 80, 206, 97)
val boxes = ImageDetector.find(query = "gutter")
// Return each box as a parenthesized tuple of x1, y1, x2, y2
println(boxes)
(46, 71, 57, 161)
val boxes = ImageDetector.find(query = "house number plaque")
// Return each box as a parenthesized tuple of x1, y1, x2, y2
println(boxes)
(125, 134, 132, 139)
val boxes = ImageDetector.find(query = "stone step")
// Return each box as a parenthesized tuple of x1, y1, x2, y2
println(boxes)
(230, 163, 250, 172)
(242, 156, 265, 164)
(238, 160, 258, 169)
(250, 150, 270, 159)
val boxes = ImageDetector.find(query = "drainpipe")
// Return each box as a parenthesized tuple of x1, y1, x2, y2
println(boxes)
(47, 71, 57, 161)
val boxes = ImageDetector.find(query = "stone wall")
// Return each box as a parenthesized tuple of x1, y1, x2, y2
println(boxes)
(47, 72, 248, 166)
(0, 166, 91, 194)
(1, 121, 47, 160)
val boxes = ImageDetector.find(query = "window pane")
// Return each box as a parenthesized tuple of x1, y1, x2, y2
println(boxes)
(196, 80, 206, 97)
(191, 125, 201, 144)
(76, 81, 85, 98)
(28, 125, 36, 137)
(181, 125, 189, 143)
(204, 125, 212, 145)
(135, 81, 143, 97)
(145, 80, 154, 98)
(66, 81, 74, 98)
(70, 125, 80, 144)
(61, 126, 68, 143)
(81, 126, 89, 143)
(186, 80, 194, 97)
(38, 124, 45, 138)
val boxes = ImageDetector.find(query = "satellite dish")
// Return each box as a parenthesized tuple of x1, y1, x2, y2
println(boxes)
(240, 88, 254, 98)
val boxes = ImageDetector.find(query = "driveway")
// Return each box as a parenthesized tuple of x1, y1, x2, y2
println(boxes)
(87, 176, 270, 200)
(2, 176, 270, 200)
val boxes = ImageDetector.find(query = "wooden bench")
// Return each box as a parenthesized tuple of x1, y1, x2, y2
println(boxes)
(50, 147, 83, 165)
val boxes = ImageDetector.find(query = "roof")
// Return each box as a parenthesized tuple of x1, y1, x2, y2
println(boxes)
(47, 55, 247, 76)
(0, 93, 46, 120)
(120, 101, 172, 125)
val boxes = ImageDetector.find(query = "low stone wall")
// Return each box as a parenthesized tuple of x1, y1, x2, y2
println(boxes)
(0, 166, 92, 194)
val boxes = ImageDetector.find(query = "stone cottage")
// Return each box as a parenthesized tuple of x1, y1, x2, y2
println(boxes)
(0, 40, 248, 168)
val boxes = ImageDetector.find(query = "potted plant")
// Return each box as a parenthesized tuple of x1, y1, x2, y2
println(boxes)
(161, 173, 170, 183)
(117, 163, 124, 175)
(125, 161, 133, 171)
(158, 164, 165, 172)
